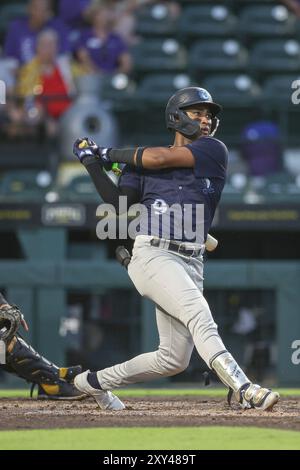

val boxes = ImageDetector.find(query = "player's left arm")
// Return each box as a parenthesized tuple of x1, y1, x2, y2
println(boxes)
(133, 146, 195, 169)
(73, 138, 195, 170)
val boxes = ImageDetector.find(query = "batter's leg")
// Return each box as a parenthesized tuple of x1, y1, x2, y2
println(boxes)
(125, 238, 279, 410)
(128, 240, 226, 367)
(96, 305, 194, 390)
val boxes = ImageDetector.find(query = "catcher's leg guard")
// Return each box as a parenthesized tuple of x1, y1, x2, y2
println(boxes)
(6, 336, 86, 400)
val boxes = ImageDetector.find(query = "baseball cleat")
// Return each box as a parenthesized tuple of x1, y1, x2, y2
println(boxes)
(238, 383, 280, 411)
(74, 370, 126, 411)
(35, 381, 87, 400)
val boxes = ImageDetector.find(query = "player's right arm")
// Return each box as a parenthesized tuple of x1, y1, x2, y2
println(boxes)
(83, 158, 141, 214)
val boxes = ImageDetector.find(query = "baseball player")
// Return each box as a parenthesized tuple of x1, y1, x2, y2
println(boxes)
(72, 87, 279, 411)
(0, 291, 85, 400)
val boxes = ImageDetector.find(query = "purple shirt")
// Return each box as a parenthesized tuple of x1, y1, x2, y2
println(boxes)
(75, 29, 128, 73)
(4, 17, 71, 64)
(59, 0, 90, 28)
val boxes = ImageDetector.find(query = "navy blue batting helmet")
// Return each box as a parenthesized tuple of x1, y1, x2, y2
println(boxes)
(165, 87, 222, 137)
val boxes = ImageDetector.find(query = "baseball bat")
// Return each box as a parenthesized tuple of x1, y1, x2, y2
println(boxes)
(205, 233, 218, 252)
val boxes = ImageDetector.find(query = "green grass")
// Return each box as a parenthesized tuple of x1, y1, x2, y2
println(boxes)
(1, 388, 300, 398)
(0, 427, 299, 450)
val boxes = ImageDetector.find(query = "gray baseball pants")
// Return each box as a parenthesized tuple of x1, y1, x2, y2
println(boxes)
(97, 235, 226, 390)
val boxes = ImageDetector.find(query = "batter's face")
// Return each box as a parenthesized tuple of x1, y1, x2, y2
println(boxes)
(184, 105, 213, 137)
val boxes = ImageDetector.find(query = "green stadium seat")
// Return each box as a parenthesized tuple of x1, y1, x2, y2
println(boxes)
(259, 172, 300, 202)
(136, 73, 196, 106)
(135, 3, 178, 37)
(0, 170, 52, 201)
(100, 73, 138, 111)
(202, 74, 262, 106)
(189, 39, 248, 75)
(200, 75, 262, 145)
(179, 4, 237, 40)
(59, 174, 100, 202)
(262, 75, 300, 145)
(221, 182, 244, 203)
(132, 39, 187, 74)
(263, 75, 300, 107)
(0, 3, 27, 35)
(250, 40, 300, 75)
(238, 4, 296, 39)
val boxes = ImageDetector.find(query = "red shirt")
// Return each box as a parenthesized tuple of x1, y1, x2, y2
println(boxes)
(40, 66, 71, 119)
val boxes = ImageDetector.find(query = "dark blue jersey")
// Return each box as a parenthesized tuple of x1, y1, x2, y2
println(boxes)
(119, 137, 228, 243)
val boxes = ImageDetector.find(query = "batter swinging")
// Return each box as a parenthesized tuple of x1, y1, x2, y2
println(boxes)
(73, 87, 279, 412)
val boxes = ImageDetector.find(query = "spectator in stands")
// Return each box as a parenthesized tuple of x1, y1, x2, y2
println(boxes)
(58, 0, 95, 48)
(73, 4, 132, 75)
(59, 0, 93, 29)
(5, 29, 74, 139)
(281, 0, 300, 17)
(4, 0, 70, 67)
(240, 121, 283, 177)
(86, 0, 180, 45)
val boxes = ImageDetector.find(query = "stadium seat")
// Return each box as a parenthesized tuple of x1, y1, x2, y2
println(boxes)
(200, 75, 263, 145)
(59, 174, 100, 202)
(250, 40, 300, 75)
(202, 74, 262, 106)
(222, 182, 245, 203)
(263, 75, 300, 107)
(179, 4, 237, 40)
(238, 4, 296, 39)
(100, 73, 138, 111)
(0, 3, 27, 35)
(261, 75, 300, 145)
(0, 170, 52, 201)
(135, 3, 178, 37)
(259, 172, 300, 202)
(131, 39, 187, 74)
(136, 73, 195, 106)
(189, 39, 249, 75)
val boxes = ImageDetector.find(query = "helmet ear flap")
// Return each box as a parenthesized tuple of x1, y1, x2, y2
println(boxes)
(210, 117, 219, 136)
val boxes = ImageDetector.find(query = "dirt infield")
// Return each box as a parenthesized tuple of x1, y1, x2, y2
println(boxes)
(0, 396, 299, 431)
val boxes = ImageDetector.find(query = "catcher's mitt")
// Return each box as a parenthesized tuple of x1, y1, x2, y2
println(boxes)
(0, 305, 24, 343)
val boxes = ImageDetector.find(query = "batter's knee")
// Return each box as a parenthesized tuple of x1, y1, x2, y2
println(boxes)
(156, 349, 190, 377)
